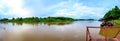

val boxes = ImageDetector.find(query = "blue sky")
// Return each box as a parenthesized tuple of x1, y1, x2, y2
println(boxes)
(0, 0, 120, 19)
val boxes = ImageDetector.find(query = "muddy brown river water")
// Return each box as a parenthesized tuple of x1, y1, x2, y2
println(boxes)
(0, 21, 102, 41)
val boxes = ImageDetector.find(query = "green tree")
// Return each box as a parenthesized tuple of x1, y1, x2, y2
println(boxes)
(0, 18, 8, 21)
(103, 6, 120, 20)
(12, 18, 15, 20)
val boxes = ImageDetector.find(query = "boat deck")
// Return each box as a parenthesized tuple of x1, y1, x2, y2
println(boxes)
(86, 26, 120, 41)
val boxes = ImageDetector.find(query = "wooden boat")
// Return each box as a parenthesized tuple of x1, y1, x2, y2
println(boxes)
(86, 26, 120, 41)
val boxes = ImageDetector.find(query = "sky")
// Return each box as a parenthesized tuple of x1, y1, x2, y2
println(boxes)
(0, 0, 120, 19)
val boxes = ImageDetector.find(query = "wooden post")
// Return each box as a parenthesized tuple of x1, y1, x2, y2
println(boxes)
(86, 26, 88, 41)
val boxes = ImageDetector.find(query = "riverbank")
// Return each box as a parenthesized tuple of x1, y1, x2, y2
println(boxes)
(111, 20, 120, 25)
(0, 17, 97, 23)
(0, 17, 74, 23)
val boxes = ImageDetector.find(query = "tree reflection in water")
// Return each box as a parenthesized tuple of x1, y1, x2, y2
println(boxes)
(0, 22, 73, 26)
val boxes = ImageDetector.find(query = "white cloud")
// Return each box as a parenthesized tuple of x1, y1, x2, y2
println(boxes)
(0, 0, 107, 19)
(49, 1, 106, 19)
(0, 0, 33, 18)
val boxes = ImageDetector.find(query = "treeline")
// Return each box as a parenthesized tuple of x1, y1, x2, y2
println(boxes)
(101, 6, 120, 20)
(0, 17, 75, 22)
(75, 19, 95, 21)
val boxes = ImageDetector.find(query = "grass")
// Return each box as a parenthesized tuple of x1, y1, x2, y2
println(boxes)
(111, 19, 120, 25)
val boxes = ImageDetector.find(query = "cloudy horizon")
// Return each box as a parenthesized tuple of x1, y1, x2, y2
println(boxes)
(0, 0, 120, 19)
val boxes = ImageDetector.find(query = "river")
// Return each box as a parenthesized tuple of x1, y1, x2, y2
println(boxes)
(0, 21, 102, 41)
